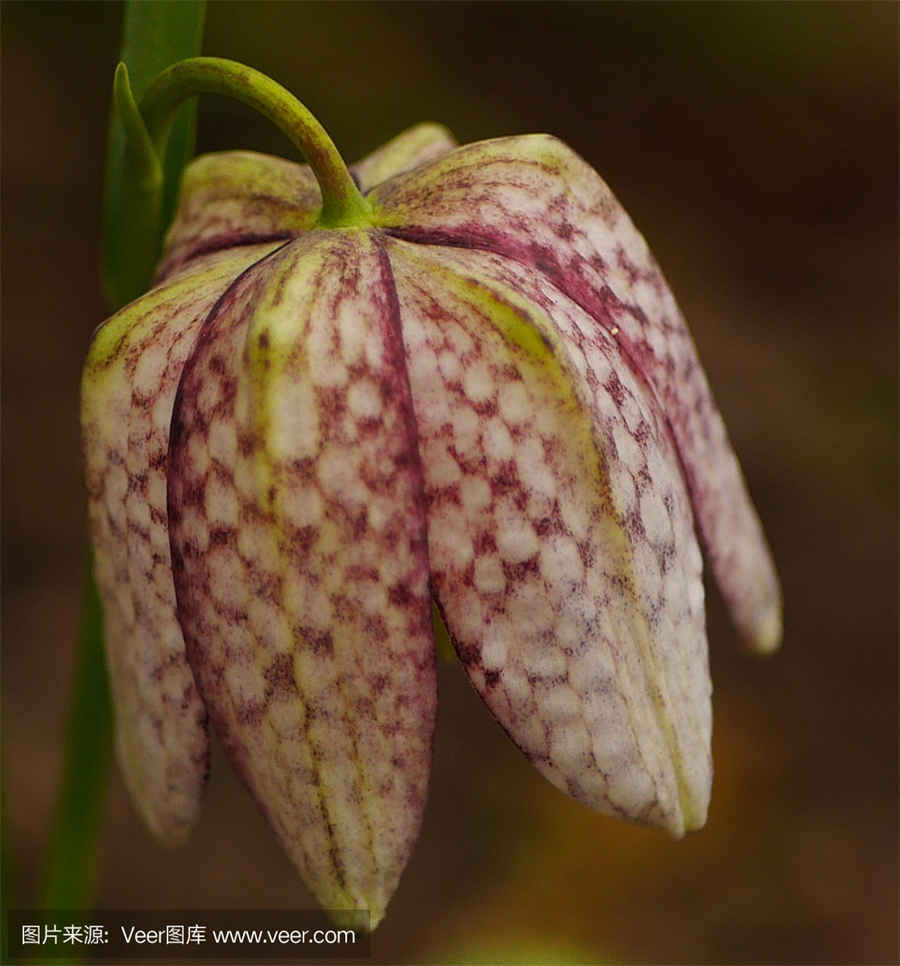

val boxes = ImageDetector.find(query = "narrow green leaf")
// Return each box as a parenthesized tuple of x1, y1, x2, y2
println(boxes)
(41, 559, 112, 914)
(102, 0, 206, 308)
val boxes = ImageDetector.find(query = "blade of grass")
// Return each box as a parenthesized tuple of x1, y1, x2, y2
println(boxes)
(103, 0, 206, 309)
(41, 560, 111, 912)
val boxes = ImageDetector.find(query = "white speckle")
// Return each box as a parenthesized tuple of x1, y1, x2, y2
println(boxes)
(516, 438, 557, 499)
(367, 495, 393, 533)
(498, 381, 530, 424)
(356, 580, 388, 615)
(540, 536, 584, 587)
(179, 505, 209, 553)
(646, 322, 667, 360)
(559, 492, 590, 540)
(447, 588, 484, 643)
(520, 636, 567, 677)
(225, 661, 265, 707)
(568, 647, 617, 698)
(450, 405, 480, 457)
(495, 499, 539, 563)
(432, 504, 473, 570)
(408, 345, 438, 390)
(619, 393, 642, 433)
(208, 547, 244, 610)
(426, 443, 461, 488)
(460, 475, 492, 517)
(316, 445, 366, 504)
(437, 350, 461, 382)
(347, 379, 382, 420)
(151, 392, 172, 434)
(280, 484, 323, 529)
(337, 299, 365, 365)
(133, 346, 167, 398)
(473, 555, 506, 595)
(498, 663, 530, 711)
(639, 487, 670, 545)
(549, 720, 591, 774)
(606, 759, 655, 818)
(583, 348, 612, 388)
(184, 430, 210, 479)
(125, 489, 151, 531)
(445, 320, 474, 357)
(609, 460, 637, 517)
(307, 316, 347, 388)
(631, 539, 662, 601)
(269, 378, 319, 461)
(205, 474, 239, 528)
(237, 517, 279, 571)
(462, 360, 494, 403)
(285, 571, 332, 629)
(481, 629, 508, 670)
(364, 327, 385, 370)
(248, 596, 290, 652)
(612, 423, 643, 476)
(507, 578, 555, 634)
(197, 372, 222, 414)
(267, 698, 306, 737)
(483, 418, 513, 461)
(554, 613, 584, 652)
(208, 419, 237, 466)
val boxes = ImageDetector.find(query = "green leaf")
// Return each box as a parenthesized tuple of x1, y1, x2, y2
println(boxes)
(41, 558, 112, 913)
(102, 0, 206, 308)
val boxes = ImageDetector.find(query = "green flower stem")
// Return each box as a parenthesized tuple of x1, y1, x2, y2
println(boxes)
(139, 57, 372, 228)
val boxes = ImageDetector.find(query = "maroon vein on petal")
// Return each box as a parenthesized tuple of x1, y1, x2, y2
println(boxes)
(167, 229, 436, 925)
(371, 135, 781, 653)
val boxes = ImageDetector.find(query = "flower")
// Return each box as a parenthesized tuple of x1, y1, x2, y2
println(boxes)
(82, 59, 781, 928)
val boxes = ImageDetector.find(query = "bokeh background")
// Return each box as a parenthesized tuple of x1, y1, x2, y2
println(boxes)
(3, 3, 897, 964)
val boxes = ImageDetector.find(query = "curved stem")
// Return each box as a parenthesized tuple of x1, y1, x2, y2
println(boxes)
(140, 57, 371, 227)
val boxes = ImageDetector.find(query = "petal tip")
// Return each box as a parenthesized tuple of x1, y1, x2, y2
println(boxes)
(756, 607, 783, 656)
(744, 593, 783, 656)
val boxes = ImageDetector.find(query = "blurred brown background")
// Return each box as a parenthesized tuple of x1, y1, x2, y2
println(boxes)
(3, 3, 897, 964)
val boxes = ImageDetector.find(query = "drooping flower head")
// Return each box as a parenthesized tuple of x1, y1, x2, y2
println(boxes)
(83, 58, 781, 927)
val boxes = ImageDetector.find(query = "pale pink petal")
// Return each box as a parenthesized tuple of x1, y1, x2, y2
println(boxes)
(82, 243, 283, 843)
(167, 230, 436, 924)
(387, 238, 711, 836)
(372, 136, 781, 652)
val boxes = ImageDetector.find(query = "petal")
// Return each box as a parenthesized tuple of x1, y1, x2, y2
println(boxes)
(372, 136, 781, 652)
(351, 123, 457, 192)
(167, 230, 436, 925)
(82, 242, 284, 843)
(387, 238, 712, 836)
(158, 151, 320, 280)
